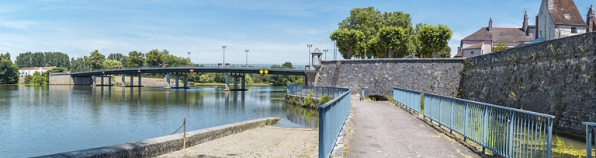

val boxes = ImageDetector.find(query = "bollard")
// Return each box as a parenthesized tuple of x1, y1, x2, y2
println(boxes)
(183, 118, 186, 149)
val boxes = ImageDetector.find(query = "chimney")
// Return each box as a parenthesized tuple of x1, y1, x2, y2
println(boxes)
(535, 15, 539, 39)
(548, 0, 554, 10)
(488, 18, 493, 32)
(523, 11, 529, 34)
(588, 5, 595, 32)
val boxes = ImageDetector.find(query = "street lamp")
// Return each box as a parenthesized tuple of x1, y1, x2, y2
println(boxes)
(333, 41, 337, 60)
(187, 52, 191, 59)
(307, 44, 312, 67)
(222, 46, 226, 67)
(245, 49, 249, 67)
(323, 49, 328, 60)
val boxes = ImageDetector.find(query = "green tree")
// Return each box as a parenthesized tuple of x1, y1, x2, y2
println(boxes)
(330, 28, 366, 59)
(89, 50, 105, 69)
(125, 51, 145, 67)
(102, 59, 122, 69)
(0, 52, 19, 84)
(492, 41, 508, 53)
(417, 24, 452, 58)
(376, 27, 408, 58)
(107, 53, 124, 61)
(31, 71, 47, 85)
(338, 6, 382, 44)
(146, 49, 164, 66)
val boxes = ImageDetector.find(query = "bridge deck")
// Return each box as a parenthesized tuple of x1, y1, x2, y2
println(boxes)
(70, 67, 316, 77)
(346, 97, 482, 158)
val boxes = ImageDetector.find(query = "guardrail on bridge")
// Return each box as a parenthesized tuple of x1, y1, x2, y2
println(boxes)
(393, 88, 555, 158)
(287, 84, 351, 158)
(585, 122, 596, 158)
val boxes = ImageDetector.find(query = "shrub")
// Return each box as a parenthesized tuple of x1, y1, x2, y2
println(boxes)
(319, 95, 332, 106)
(304, 92, 314, 107)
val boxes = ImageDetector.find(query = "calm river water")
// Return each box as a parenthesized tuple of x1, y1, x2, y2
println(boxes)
(0, 85, 318, 157)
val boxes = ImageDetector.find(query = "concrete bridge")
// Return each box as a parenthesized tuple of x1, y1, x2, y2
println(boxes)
(62, 64, 318, 90)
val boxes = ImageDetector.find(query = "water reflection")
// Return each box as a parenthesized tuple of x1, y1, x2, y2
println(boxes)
(0, 85, 320, 157)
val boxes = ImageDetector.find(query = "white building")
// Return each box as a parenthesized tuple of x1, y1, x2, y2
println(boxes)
(536, 0, 587, 40)
(18, 67, 54, 77)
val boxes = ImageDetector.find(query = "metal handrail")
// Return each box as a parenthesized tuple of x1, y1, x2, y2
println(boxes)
(585, 122, 596, 158)
(393, 88, 422, 114)
(286, 85, 351, 158)
(392, 88, 555, 158)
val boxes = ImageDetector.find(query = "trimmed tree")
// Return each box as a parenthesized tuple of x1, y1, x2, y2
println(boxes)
(418, 24, 452, 58)
(329, 28, 366, 59)
(377, 27, 408, 58)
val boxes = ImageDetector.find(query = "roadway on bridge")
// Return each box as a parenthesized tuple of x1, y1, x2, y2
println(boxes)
(346, 98, 482, 158)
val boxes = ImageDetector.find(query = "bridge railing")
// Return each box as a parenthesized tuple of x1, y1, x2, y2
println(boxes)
(70, 64, 313, 73)
(392, 88, 555, 158)
(287, 84, 347, 99)
(585, 122, 596, 158)
(286, 85, 351, 158)
(392, 88, 422, 114)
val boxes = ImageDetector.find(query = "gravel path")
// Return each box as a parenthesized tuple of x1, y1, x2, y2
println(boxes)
(155, 126, 318, 158)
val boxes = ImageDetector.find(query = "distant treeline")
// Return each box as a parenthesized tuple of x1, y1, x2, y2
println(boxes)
(15, 52, 70, 68)
(12, 49, 192, 72)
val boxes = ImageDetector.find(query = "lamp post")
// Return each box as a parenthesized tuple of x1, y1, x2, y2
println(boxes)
(245, 49, 249, 67)
(333, 41, 337, 60)
(188, 52, 191, 59)
(222, 46, 226, 67)
(307, 44, 312, 68)
(323, 49, 328, 60)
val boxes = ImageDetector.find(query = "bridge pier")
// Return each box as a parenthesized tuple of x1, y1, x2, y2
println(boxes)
(169, 73, 190, 89)
(92, 75, 112, 86)
(122, 74, 143, 87)
(224, 73, 247, 91)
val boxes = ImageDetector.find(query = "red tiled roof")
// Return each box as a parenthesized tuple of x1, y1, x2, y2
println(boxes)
(549, 0, 586, 26)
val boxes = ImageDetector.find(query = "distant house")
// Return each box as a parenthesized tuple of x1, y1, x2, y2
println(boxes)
(455, 12, 535, 58)
(18, 67, 54, 77)
(536, 0, 587, 40)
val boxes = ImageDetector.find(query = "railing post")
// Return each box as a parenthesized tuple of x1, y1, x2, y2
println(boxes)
(438, 98, 442, 127)
(589, 124, 593, 158)
(482, 105, 488, 154)
(450, 100, 454, 133)
(547, 118, 553, 158)
(508, 111, 514, 156)
(464, 102, 469, 141)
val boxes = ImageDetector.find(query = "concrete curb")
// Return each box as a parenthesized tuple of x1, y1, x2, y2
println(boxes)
(35, 117, 280, 158)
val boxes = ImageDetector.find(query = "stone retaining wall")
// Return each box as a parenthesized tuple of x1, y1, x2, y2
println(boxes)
(461, 33, 596, 138)
(315, 59, 465, 97)
(35, 117, 280, 158)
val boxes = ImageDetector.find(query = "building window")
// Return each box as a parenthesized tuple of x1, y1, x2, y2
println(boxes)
(471, 51, 474, 54)
(571, 27, 577, 33)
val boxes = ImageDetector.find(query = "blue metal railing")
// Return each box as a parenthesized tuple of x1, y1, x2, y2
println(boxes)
(585, 122, 596, 158)
(392, 88, 555, 158)
(286, 85, 351, 158)
(287, 84, 345, 99)
(392, 88, 422, 114)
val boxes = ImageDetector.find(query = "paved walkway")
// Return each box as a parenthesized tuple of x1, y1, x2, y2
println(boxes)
(346, 98, 481, 158)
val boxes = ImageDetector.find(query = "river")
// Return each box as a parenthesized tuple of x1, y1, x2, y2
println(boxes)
(0, 85, 318, 157)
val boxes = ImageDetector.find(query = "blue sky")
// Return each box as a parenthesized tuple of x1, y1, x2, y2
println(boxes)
(1, 0, 595, 66)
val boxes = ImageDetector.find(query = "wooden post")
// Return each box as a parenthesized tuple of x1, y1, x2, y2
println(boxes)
(183, 118, 186, 149)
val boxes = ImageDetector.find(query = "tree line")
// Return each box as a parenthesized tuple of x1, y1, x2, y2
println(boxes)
(69, 49, 192, 72)
(0, 52, 19, 84)
(15, 52, 70, 68)
(330, 6, 452, 59)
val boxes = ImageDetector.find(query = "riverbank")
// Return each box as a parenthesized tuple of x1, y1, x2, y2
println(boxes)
(155, 126, 318, 158)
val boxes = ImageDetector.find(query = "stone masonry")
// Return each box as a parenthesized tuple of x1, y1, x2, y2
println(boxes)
(461, 32, 596, 138)
(315, 59, 465, 98)
(315, 32, 596, 138)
